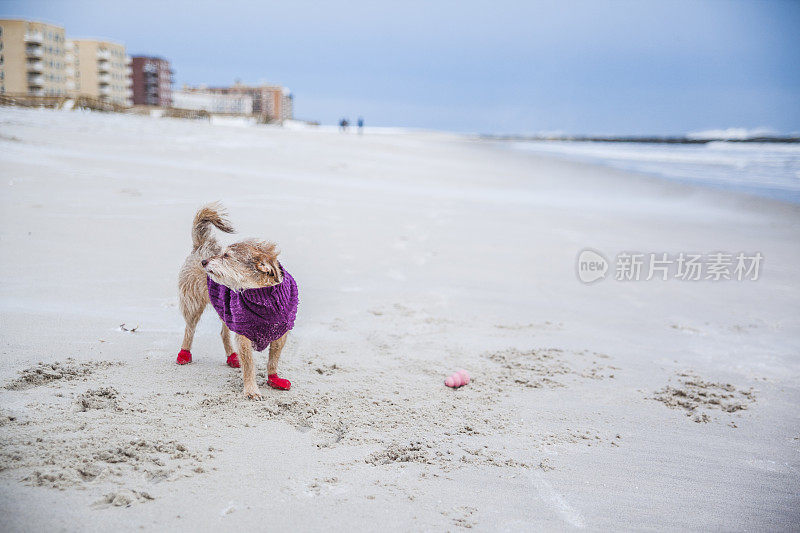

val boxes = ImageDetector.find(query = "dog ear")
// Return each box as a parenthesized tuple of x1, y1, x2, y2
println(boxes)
(245, 240, 279, 275)
(255, 259, 272, 274)
(253, 240, 279, 256)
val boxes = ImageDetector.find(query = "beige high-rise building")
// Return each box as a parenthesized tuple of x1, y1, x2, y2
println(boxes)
(0, 19, 67, 97)
(66, 39, 131, 106)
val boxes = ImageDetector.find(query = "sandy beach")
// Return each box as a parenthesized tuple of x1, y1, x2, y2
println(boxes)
(1, 108, 799, 531)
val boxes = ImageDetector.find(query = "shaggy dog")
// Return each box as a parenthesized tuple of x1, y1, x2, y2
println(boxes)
(177, 203, 298, 399)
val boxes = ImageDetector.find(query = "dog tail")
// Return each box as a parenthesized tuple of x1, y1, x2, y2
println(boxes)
(192, 202, 235, 250)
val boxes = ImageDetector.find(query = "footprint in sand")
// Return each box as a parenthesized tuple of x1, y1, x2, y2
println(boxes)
(651, 371, 757, 423)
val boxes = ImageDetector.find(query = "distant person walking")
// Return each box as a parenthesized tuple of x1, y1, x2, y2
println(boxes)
(357, 117, 364, 134)
(339, 118, 349, 132)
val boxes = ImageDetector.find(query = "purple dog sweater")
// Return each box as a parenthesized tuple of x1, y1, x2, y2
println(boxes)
(207, 265, 299, 352)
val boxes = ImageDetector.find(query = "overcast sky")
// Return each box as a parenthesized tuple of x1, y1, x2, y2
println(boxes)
(3, 0, 799, 134)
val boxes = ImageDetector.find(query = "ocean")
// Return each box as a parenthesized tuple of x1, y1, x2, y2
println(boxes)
(509, 140, 800, 203)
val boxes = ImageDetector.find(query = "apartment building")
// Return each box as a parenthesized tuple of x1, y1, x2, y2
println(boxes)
(279, 88, 293, 122)
(208, 83, 293, 122)
(172, 86, 253, 115)
(130, 56, 172, 107)
(66, 39, 131, 106)
(0, 19, 67, 96)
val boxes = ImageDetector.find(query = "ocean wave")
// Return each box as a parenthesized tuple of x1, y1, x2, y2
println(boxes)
(509, 140, 800, 203)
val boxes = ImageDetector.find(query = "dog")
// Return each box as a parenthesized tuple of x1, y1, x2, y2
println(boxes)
(177, 202, 299, 399)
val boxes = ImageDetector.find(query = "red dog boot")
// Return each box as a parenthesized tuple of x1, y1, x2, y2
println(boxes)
(176, 349, 192, 365)
(267, 374, 291, 390)
(226, 352, 240, 368)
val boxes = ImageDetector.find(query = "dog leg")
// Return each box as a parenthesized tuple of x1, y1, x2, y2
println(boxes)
(221, 323, 240, 368)
(180, 313, 201, 351)
(267, 332, 291, 390)
(236, 334, 262, 400)
(177, 303, 203, 364)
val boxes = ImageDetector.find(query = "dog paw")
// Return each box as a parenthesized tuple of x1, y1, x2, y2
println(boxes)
(267, 374, 291, 390)
(176, 350, 192, 365)
(244, 387, 263, 400)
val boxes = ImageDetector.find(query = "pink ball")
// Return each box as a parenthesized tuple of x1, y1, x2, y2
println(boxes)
(445, 370, 471, 388)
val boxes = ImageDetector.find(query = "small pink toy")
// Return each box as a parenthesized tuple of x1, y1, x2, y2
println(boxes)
(445, 369, 470, 388)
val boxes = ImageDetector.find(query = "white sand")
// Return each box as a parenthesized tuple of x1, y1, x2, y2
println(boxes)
(0, 108, 798, 531)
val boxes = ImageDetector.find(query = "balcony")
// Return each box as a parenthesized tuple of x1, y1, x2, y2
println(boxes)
(24, 31, 44, 44)
(27, 61, 44, 73)
(97, 62, 111, 73)
(99, 86, 111, 96)
(97, 49, 111, 61)
(29, 89, 45, 97)
(26, 47, 44, 58)
(27, 75, 44, 87)
(98, 73, 111, 85)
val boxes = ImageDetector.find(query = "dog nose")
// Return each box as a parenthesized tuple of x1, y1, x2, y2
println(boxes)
(201, 259, 209, 267)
